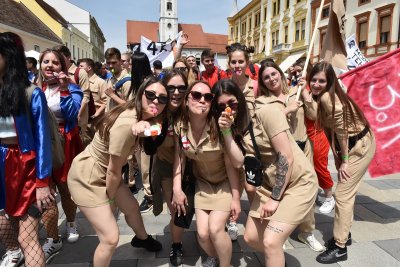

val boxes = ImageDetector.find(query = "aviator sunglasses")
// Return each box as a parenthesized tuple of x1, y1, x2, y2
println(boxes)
(144, 90, 169, 104)
(190, 91, 214, 103)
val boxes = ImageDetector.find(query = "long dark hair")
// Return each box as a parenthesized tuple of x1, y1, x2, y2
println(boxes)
(98, 76, 167, 141)
(212, 79, 250, 141)
(0, 32, 30, 117)
(308, 62, 371, 138)
(258, 60, 289, 96)
(128, 51, 153, 98)
(179, 81, 218, 144)
(163, 69, 188, 120)
(226, 42, 250, 63)
(36, 49, 68, 89)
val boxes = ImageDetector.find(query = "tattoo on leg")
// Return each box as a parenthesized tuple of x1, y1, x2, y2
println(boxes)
(272, 152, 289, 199)
(266, 224, 283, 234)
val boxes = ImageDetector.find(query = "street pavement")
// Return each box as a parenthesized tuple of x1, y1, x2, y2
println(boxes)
(2, 153, 400, 266)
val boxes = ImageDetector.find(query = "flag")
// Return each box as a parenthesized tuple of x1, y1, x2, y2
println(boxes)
(345, 34, 369, 70)
(339, 48, 400, 177)
(140, 36, 174, 66)
(320, 0, 347, 71)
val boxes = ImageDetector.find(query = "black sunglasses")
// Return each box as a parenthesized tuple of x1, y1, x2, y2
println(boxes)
(190, 91, 214, 103)
(144, 90, 169, 104)
(217, 101, 239, 113)
(175, 67, 188, 72)
(166, 85, 187, 94)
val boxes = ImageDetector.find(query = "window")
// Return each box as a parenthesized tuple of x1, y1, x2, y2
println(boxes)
(295, 21, 300, 41)
(34, 45, 40, 52)
(241, 22, 247, 34)
(236, 25, 239, 37)
(358, 21, 368, 48)
(255, 12, 261, 27)
(358, 0, 370, 6)
(284, 26, 288, 43)
(78, 47, 80, 59)
(379, 16, 390, 44)
(167, 2, 172, 11)
(322, 6, 330, 19)
(320, 31, 326, 52)
(272, 30, 279, 46)
(272, 32, 276, 47)
(376, 4, 395, 46)
(167, 23, 172, 29)
(230, 27, 234, 39)
(301, 18, 306, 40)
(73, 45, 75, 58)
(286, 0, 290, 9)
(273, 2, 277, 16)
(277, 0, 281, 13)
(249, 17, 252, 28)
(264, 7, 267, 20)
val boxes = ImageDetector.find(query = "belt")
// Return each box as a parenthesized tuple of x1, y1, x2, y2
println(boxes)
(0, 137, 18, 145)
(296, 140, 307, 152)
(335, 127, 369, 153)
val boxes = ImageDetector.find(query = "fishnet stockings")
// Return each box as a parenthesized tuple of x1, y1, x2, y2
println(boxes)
(0, 213, 19, 251)
(41, 182, 77, 240)
(9, 214, 45, 267)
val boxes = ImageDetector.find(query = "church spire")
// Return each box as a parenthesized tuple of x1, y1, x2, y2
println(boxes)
(229, 0, 238, 17)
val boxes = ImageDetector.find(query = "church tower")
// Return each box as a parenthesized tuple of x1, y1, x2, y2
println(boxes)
(159, 0, 178, 42)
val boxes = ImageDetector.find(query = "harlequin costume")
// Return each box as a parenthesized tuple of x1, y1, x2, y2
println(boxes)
(0, 86, 52, 217)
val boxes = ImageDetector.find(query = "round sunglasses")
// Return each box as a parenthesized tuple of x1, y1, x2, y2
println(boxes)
(190, 91, 214, 103)
(144, 90, 169, 104)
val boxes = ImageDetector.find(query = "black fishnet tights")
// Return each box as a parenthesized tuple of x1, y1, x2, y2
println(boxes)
(0, 213, 19, 251)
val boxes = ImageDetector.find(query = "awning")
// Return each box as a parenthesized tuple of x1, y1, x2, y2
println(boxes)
(279, 51, 305, 73)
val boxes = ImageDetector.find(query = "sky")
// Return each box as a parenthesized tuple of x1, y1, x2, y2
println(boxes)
(67, 0, 250, 52)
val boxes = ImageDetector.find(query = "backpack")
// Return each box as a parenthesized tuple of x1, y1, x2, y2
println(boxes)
(74, 68, 96, 117)
(26, 84, 65, 170)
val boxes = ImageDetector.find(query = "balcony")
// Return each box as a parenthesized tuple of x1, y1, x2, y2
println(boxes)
(272, 43, 291, 54)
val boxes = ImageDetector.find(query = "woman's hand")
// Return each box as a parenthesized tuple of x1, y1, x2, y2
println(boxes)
(105, 87, 115, 97)
(171, 189, 188, 217)
(338, 162, 351, 183)
(131, 121, 151, 137)
(56, 71, 70, 91)
(218, 111, 234, 130)
(36, 186, 55, 212)
(230, 197, 241, 222)
(285, 100, 301, 115)
(260, 199, 280, 222)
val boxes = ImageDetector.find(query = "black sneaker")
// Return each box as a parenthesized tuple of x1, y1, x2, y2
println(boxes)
(316, 243, 347, 264)
(324, 233, 352, 248)
(129, 185, 140, 195)
(170, 242, 183, 266)
(139, 197, 153, 213)
(131, 235, 162, 252)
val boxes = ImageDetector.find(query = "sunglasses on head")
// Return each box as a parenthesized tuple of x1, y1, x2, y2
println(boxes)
(166, 85, 187, 94)
(217, 101, 239, 114)
(190, 91, 214, 103)
(144, 90, 169, 104)
(175, 67, 188, 72)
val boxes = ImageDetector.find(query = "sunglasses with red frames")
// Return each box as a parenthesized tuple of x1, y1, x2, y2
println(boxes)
(217, 102, 239, 113)
(190, 91, 214, 103)
(144, 90, 169, 104)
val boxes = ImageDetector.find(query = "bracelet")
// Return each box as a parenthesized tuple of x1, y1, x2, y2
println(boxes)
(270, 195, 281, 201)
(221, 128, 232, 136)
(342, 155, 349, 161)
(108, 198, 115, 204)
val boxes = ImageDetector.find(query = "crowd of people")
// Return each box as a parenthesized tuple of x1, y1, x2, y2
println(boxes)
(0, 31, 375, 267)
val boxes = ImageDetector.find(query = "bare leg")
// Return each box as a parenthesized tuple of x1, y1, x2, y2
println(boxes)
(324, 187, 333, 198)
(162, 185, 184, 244)
(195, 209, 217, 257)
(208, 210, 231, 267)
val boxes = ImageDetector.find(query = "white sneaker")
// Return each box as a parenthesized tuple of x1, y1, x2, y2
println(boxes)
(298, 232, 325, 252)
(226, 222, 239, 241)
(66, 221, 79, 243)
(0, 248, 24, 267)
(42, 238, 62, 263)
(202, 256, 219, 267)
(319, 197, 335, 214)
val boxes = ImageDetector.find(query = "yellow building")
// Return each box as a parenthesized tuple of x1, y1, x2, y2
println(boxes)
(228, 0, 311, 70)
(14, 0, 93, 60)
(311, 0, 399, 62)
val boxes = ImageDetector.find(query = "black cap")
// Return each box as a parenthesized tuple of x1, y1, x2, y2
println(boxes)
(153, 60, 162, 70)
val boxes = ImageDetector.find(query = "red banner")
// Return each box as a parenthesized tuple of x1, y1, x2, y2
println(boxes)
(339, 48, 400, 177)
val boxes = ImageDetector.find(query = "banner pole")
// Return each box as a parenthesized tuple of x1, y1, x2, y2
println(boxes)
(296, 0, 326, 101)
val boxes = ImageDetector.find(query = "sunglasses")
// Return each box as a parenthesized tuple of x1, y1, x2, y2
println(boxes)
(190, 91, 214, 103)
(166, 85, 187, 94)
(175, 67, 188, 72)
(144, 90, 169, 104)
(217, 101, 239, 114)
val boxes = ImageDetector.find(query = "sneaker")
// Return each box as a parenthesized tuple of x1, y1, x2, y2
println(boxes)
(325, 233, 352, 247)
(66, 221, 79, 243)
(202, 256, 219, 267)
(316, 242, 347, 264)
(0, 248, 24, 267)
(139, 198, 153, 213)
(130, 235, 162, 252)
(227, 222, 239, 241)
(169, 242, 183, 266)
(42, 238, 62, 263)
(298, 232, 325, 252)
(129, 185, 140, 195)
(319, 197, 335, 214)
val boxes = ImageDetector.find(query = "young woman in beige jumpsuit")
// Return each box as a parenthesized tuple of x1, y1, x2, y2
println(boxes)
(67, 77, 165, 267)
(172, 81, 242, 267)
(307, 62, 376, 264)
(149, 70, 188, 266)
(256, 61, 324, 252)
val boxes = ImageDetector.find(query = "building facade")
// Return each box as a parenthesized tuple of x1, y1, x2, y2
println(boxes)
(159, 0, 179, 42)
(228, 0, 312, 68)
(43, 0, 106, 61)
(311, 0, 399, 62)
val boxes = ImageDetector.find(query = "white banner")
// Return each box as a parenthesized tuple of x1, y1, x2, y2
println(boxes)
(346, 34, 369, 70)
